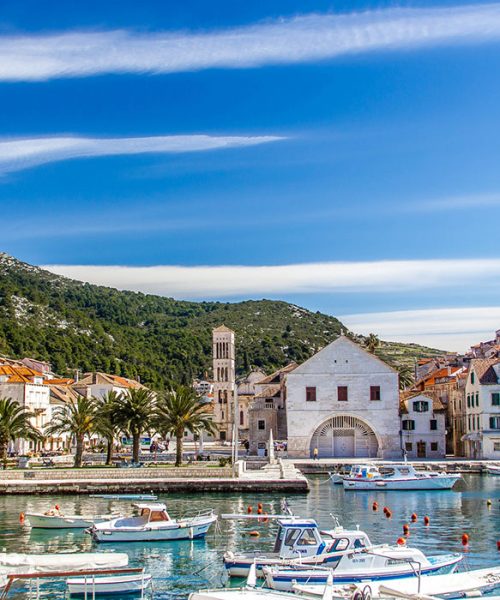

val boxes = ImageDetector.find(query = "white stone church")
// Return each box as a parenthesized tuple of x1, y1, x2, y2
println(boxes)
(286, 335, 401, 459)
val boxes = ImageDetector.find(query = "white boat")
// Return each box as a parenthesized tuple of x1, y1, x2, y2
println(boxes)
(263, 544, 461, 591)
(67, 572, 152, 596)
(89, 502, 217, 543)
(0, 551, 129, 574)
(26, 512, 118, 529)
(487, 465, 500, 476)
(222, 517, 461, 578)
(89, 494, 158, 500)
(342, 464, 461, 490)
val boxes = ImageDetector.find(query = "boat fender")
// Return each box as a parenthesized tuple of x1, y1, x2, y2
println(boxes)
(19, 512, 25, 525)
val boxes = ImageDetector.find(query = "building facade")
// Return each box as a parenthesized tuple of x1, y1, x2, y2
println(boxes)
(400, 393, 446, 459)
(212, 325, 236, 442)
(286, 335, 401, 459)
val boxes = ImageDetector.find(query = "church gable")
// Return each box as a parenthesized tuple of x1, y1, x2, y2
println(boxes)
(290, 335, 396, 376)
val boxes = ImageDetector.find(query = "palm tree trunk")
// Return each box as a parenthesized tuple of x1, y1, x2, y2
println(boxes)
(74, 435, 84, 468)
(175, 430, 183, 467)
(106, 437, 113, 465)
(132, 434, 140, 464)
(0, 442, 7, 470)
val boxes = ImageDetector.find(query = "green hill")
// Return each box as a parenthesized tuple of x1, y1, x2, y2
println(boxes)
(0, 252, 442, 388)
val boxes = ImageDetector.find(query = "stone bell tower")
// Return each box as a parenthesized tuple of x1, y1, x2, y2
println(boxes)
(212, 325, 236, 441)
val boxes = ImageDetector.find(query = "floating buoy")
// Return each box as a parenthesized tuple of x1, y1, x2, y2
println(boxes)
(55, 504, 60, 511)
(462, 533, 469, 546)
(257, 507, 263, 515)
(262, 514, 269, 524)
(385, 510, 392, 519)
(496, 541, 500, 551)
(487, 499, 492, 507)
(257, 503, 263, 510)
(396, 537, 406, 546)
(249, 530, 260, 537)
(372, 502, 378, 511)
(403, 524, 410, 535)
(423, 516, 430, 526)
(19, 512, 25, 524)
(247, 506, 253, 514)
(411, 513, 417, 522)
(383, 506, 389, 514)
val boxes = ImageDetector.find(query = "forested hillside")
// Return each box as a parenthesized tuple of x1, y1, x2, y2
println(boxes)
(0, 253, 442, 389)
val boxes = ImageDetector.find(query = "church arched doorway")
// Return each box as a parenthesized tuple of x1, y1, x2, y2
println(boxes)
(310, 415, 379, 458)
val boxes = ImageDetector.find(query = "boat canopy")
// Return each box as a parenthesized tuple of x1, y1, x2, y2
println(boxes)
(132, 503, 167, 511)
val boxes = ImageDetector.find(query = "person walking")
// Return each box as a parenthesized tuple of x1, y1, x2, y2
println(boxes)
(313, 447, 319, 460)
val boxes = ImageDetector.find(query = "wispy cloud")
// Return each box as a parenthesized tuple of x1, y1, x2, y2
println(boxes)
(0, 134, 283, 174)
(2, 4, 500, 81)
(340, 306, 500, 351)
(44, 258, 500, 298)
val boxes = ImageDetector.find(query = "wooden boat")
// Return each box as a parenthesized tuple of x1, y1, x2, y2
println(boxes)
(342, 464, 461, 490)
(26, 512, 118, 529)
(89, 494, 158, 500)
(67, 571, 152, 596)
(89, 502, 217, 543)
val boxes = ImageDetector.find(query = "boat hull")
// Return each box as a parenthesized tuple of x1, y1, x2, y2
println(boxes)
(343, 475, 460, 490)
(26, 514, 114, 529)
(67, 573, 151, 596)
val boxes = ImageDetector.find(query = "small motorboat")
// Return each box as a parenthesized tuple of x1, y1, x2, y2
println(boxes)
(67, 571, 152, 596)
(0, 551, 129, 574)
(342, 464, 461, 490)
(89, 502, 217, 543)
(25, 509, 118, 529)
(486, 465, 500, 476)
(89, 494, 158, 500)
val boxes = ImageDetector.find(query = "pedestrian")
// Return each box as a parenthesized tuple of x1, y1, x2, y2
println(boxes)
(313, 447, 319, 460)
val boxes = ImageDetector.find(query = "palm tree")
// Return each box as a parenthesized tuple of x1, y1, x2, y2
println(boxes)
(365, 333, 380, 354)
(45, 396, 96, 468)
(0, 397, 42, 469)
(154, 385, 216, 467)
(113, 388, 155, 463)
(94, 391, 121, 466)
(398, 364, 415, 391)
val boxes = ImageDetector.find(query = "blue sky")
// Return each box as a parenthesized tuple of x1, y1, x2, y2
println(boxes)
(1, 0, 500, 351)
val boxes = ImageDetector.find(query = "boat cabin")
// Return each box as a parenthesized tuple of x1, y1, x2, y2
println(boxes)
(133, 503, 170, 523)
(347, 465, 382, 479)
(272, 519, 371, 559)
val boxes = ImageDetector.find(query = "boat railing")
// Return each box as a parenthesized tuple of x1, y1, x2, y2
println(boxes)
(0, 567, 147, 600)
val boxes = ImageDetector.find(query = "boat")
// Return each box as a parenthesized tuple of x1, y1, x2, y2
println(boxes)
(0, 551, 129, 574)
(486, 465, 500, 476)
(25, 511, 118, 529)
(88, 502, 217, 543)
(89, 494, 158, 500)
(263, 545, 463, 591)
(222, 517, 461, 578)
(67, 571, 152, 596)
(342, 464, 461, 490)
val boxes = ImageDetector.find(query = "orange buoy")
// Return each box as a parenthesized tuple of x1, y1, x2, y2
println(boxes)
(383, 506, 389, 513)
(411, 513, 417, 522)
(247, 506, 253, 514)
(496, 541, 500, 551)
(257, 507, 263, 515)
(19, 512, 25, 524)
(462, 533, 469, 546)
(424, 516, 430, 526)
(262, 514, 269, 523)
(403, 524, 410, 535)
(396, 537, 406, 546)
(372, 502, 378, 511)
(385, 510, 392, 519)
(249, 530, 260, 537)
(257, 503, 263, 510)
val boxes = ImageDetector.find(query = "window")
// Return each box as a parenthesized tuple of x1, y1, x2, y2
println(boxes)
(240, 410, 244, 426)
(337, 386, 348, 402)
(471, 372, 475, 384)
(430, 419, 437, 431)
(370, 386, 381, 401)
(258, 420, 266, 431)
(306, 387, 317, 402)
(297, 529, 317, 546)
(405, 442, 413, 451)
(284, 528, 301, 547)
(475, 392, 479, 407)
(328, 538, 349, 552)
(402, 420, 415, 431)
(220, 431, 226, 441)
(489, 417, 500, 430)
(430, 442, 438, 452)
(467, 395, 471, 408)
(494, 442, 500, 452)
(493, 393, 500, 406)
(413, 400, 429, 413)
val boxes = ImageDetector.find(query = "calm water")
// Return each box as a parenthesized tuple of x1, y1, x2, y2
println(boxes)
(0, 474, 499, 598)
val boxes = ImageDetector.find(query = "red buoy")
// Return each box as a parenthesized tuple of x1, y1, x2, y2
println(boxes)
(462, 533, 469, 546)
(257, 507, 263, 515)
(257, 503, 263, 510)
(403, 524, 410, 535)
(372, 502, 378, 511)
(424, 516, 430, 526)
(411, 513, 417, 522)
(396, 537, 406, 546)
(247, 506, 253, 514)
(385, 510, 392, 519)
(383, 506, 389, 514)
(496, 541, 500, 551)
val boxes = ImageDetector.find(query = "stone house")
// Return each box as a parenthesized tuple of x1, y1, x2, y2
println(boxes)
(286, 335, 401, 459)
(400, 393, 446, 458)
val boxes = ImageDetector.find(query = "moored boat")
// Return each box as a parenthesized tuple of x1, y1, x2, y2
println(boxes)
(0, 551, 129, 574)
(67, 571, 152, 596)
(89, 494, 158, 500)
(486, 465, 500, 476)
(342, 464, 461, 490)
(25, 511, 118, 529)
(89, 502, 217, 543)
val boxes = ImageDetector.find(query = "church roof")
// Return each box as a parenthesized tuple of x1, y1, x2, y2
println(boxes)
(213, 325, 234, 333)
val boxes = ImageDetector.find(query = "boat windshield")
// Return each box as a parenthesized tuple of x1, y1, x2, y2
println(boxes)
(297, 529, 317, 546)
(273, 527, 285, 553)
(140, 509, 169, 522)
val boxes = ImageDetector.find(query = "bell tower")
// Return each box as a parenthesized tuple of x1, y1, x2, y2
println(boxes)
(212, 325, 236, 441)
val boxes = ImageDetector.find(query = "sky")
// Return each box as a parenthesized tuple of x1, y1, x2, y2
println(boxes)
(1, 0, 500, 351)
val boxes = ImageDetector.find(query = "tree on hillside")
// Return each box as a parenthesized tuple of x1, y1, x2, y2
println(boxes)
(398, 364, 415, 390)
(365, 333, 380, 354)
(154, 385, 216, 467)
(114, 388, 156, 463)
(94, 391, 122, 465)
(45, 396, 96, 468)
(0, 397, 42, 468)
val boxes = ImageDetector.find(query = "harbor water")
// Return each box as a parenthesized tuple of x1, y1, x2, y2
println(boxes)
(0, 473, 498, 598)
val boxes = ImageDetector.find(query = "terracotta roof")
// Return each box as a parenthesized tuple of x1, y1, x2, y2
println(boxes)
(76, 372, 144, 389)
(470, 358, 500, 385)
(254, 385, 281, 399)
(420, 366, 463, 387)
(0, 364, 44, 383)
(256, 362, 298, 385)
(45, 378, 75, 385)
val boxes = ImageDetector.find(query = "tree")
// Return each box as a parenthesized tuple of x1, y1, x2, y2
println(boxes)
(0, 397, 42, 468)
(365, 333, 380, 354)
(93, 391, 121, 465)
(398, 364, 415, 390)
(154, 385, 216, 467)
(45, 396, 96, 468)
(114, 388, 155, 463)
